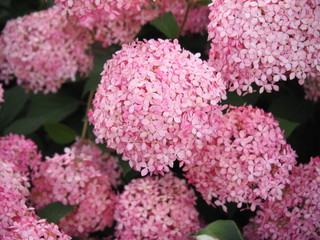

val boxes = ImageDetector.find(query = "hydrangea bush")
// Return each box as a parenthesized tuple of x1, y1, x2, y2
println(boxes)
(0, 0, 320, 239)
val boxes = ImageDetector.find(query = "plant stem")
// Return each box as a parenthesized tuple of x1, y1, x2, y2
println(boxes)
(177, 0, 194, 38)
(81, 90, 94, 139)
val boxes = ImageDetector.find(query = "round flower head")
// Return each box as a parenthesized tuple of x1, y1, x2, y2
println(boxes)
(89, 39, 226, 176)
(31, 143, 116, 238)
(114, 173, 200, 240)
(208, 0, 320, 95)
(0, 134, 42, 179)
(184, 105, 297, 211)
(0, 6, 93, 93)
(2, 215, 71, 240)
(244, 157, 320, 240)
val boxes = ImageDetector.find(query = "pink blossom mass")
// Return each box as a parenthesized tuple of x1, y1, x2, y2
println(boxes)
(89, 39, 226, 176)
(31, 141, 116, 238)
(0, 134, 42, 179)
(0, 6, 93, 93)
(244, 157, 320, 240)
(184, 105, 297, 211)
(208, 0, 320, 95)
(114, 173, 200, 240)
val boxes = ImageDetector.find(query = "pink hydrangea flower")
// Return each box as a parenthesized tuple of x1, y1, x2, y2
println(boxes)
(31, 142, 116, 238)
(0, 134, 42, 179)
(0, 160, 31, 232)
(89, 39, 226, 176)
(72, 138, 122, 187)
(2, 215, 71, 240)
(244, 157, 320, 240)
(0, 83, 4, 103)
(184, 105, 297, 211)
(208, 0, 320, 95)
(114, 173, 200, 240)
(54, 1, 209, 47)
(0, 159, 71, 239)
(0, 6, 93, 93)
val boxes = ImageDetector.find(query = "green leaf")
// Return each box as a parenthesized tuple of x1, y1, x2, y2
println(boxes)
(150, 12, 179, 39)
(4, 117, 45, 135)
(222, 91, 259, 107)
(197, 0, 211, 6)
(82, 45, 120, 97)
(0, 86, 29, 129)
(190, 220, 244, 240)
(27, 93, 80, 123)
(44, 122, 77, 144)
(82, 54, 108, 97)
(269, 95, 314, 123)
(37, 202, 74, 224)
(275, 117, 299, 139)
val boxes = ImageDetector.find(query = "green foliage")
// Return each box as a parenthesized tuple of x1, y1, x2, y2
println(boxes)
(44, 122, 78, 144)
(0, 86, 29, 129)
(150, 12, 179, 39)
(190, 220, 244, 240)
(37, 202, 74, 224)
(275, 117, 299, 139)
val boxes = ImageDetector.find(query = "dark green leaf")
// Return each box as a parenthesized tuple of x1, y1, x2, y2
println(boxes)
(150, 12, 179, 39)
(27, 93, 80, 123)
(82, 54, 109, 97)
(197, 0, 211, 6)
(44, 122, 77, 144)
(37, 202, 74, 224)
(269, 95, 314, 123)
(190, 220, 244, 240)
(4, 117, 45, 135)
(0, 86, 29, 129)
(275, 117, 299, 139)
(222, 92, 246, 106)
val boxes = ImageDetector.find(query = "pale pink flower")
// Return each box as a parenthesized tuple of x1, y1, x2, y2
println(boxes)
(31, 142, 116, 238)
(208, 0, 320, 95)
(0, 134, 42, 179)
(54, 1, 209, 47)
(2, 215, 71, 240)
(0, 6, 93, 93)
(184, 105, 297, 211)
(72, 138, 122, 187)
(244, 157, 320, 240)
(0, 160, 30, 233)
(114, 173, 200, 240)
(89, 39, 226, 176)
(0, 159, 71, 239)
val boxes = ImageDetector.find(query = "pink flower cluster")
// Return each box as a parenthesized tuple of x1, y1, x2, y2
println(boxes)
(208, 0, 320, 95)
(0, 134, 42, 179)
(0, 6, 93, 93)
(72, 138, 122, 187)
(0, 83, 3, 103)
(31, 140, 117, 238)
(244, 157, 320, 240)
(89, 39, 226, 176)
(184, 105, 297, 211)
(114, 173, 200, 240)
(54, 0, 209, 47)
(0, 159, 70, 239)
(2, 216, 72, 240)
